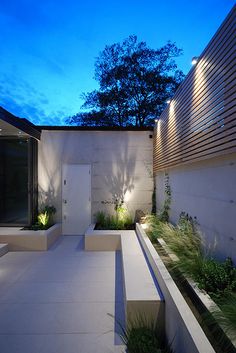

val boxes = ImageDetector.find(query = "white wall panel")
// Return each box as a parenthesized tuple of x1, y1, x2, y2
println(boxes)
(38, 130, 153, 224)
(155, 153, 236, 262)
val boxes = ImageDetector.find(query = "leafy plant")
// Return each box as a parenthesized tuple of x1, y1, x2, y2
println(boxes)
(115, 201, 127, 221)
(101, 194, 127, 220)
(195, 258, 236, 299)
(39, 204, 56, 226)
(24, 204, 57, 230)
(144, 214, 163, 242)
(37, 212, 50, 229)
(42, 205, 56, 215)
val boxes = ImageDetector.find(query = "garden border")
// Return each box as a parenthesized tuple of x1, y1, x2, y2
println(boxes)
(156, 237, 236, 350)
(136, 223, 215, 353)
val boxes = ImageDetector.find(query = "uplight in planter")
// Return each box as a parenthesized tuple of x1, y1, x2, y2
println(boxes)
(141, 223, 148, 230)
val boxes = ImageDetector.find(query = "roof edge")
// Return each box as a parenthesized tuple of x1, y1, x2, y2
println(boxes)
(38, 125, 154, 131)
(0, 107, 41, 140)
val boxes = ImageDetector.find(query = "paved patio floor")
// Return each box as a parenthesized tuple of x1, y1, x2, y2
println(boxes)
(0, 236, 125, 353)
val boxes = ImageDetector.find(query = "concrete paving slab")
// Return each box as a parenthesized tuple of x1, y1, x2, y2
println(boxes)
(0, 302, 124, 334)
(0, 281, 123, 303)
(0, 236, 125, 353)
(0, 333, 124, 353)
(17, 264, 121, 283)
(27, 252, 116, 268)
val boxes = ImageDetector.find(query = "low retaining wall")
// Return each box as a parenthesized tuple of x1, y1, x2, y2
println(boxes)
(85, 224, 121, 250)
(0, 223, 62, 251)
(136, 223, 215, 353)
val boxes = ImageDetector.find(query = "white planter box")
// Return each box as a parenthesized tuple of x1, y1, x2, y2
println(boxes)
(0, 223, 62, 251)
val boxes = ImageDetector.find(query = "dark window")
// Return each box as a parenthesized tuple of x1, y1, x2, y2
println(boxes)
(0, 138, 32, 225)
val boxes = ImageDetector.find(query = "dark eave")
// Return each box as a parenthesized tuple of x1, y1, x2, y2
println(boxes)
(0, 107, 41, 140)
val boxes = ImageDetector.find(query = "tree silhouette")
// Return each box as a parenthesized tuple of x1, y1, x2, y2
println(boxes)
(68, 35, 184, 127)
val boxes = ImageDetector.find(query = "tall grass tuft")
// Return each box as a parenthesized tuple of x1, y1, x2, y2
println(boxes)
(145, 212, 236, 337)
(119, 315, 172, 353)
(214, 295, 236, 339)
(145, 213, 203, 278)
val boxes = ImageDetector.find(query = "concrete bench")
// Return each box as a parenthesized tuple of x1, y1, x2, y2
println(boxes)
(85, 225, 164, 327)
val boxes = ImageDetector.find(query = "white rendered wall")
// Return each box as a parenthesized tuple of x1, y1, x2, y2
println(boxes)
(38, 130, 153, 224)
(155, 153, 236, 263)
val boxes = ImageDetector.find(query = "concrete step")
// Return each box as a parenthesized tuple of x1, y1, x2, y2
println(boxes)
(0, 244, 9, 257)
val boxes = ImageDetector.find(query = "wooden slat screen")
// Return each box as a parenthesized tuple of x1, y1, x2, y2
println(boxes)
(153, 5, 236, 173)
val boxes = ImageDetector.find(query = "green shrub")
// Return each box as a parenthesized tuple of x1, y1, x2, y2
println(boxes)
(195, 257, 236, 299)
(126, 327, 163, 353)
(31, 204, 57, 230)
(145, 212, 236, 339)
(95, 211, 133, 230)
(120, 316, 172, 353)
(146, 213, 236, 301)
(144, 214, 163, 242)
(42, 205, 56, 215)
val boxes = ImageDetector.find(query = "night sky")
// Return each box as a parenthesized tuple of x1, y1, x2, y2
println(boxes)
(0, 0, 234, 125)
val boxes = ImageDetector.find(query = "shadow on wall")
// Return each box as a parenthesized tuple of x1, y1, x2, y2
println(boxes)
(38, 144, 60, 221)
(99, 133, 138, 218)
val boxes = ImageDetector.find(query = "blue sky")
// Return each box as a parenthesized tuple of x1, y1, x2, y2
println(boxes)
(0, 0, 234, 125)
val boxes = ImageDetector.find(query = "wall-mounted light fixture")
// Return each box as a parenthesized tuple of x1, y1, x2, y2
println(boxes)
(166, 99, 171, 104)
(191, 56, 199, 65)
(154, 119, 158, 123)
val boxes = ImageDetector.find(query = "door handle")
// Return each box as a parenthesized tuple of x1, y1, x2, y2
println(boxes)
(63, 199, 67, 204)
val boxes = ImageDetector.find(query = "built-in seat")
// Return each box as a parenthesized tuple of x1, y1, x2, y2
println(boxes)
(85, 225, 164, 326)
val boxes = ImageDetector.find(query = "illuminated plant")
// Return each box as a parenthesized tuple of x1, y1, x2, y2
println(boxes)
(38, 212, 50, 229)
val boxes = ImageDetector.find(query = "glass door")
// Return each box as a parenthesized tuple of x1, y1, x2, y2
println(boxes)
(0, 138, 29, 225)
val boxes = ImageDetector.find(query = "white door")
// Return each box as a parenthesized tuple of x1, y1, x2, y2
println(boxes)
(62, 164, 91, 235)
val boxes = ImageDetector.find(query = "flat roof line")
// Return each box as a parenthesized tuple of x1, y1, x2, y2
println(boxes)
(38, 125, 154, 131)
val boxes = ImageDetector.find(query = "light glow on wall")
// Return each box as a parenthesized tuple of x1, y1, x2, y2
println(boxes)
(141, 223, 148, 230)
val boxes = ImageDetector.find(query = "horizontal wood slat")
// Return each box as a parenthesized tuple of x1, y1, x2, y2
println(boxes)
(153, 6, 236, 173)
